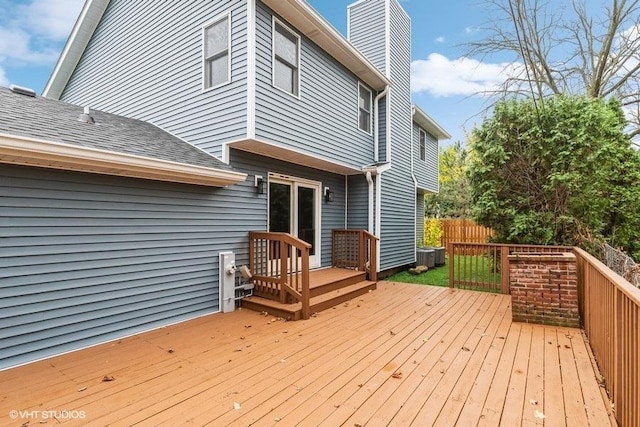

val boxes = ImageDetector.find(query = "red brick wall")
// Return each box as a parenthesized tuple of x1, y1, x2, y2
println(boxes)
(509, 253, 580, 328)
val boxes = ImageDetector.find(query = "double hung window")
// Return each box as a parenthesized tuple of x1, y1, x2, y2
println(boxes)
(203, 14, 231, 89)
(358, 84, 372, 134)
(273, 21, 300, 96)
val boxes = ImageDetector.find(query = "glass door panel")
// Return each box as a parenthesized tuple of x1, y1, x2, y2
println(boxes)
(297, 186, 316, 256)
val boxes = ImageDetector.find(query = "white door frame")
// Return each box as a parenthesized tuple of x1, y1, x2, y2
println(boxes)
(268, 173, 322, 268)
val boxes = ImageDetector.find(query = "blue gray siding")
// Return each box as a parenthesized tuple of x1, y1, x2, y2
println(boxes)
(0, 164, 259, 370)
(347, 174, 369, 230)
(380, 1, 415, 270)
(254, 2, 376, 169)
(231, 150, 346, 265)
(60, 0, 249, 158)
(348, 0, 387, 74)
(414, 123, 439, 192)
(350, 0, 416, 271)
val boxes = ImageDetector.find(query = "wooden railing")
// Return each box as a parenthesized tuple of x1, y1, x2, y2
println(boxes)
(449, 242, 639, 426)
(332, 229, 378, 282)
(448, 242, 572, 294)
(574, 247, 640, 427)
(248, 232, 311, 319)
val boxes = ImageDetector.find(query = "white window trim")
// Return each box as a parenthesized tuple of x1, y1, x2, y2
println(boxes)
(419, 128, 426, 161)
(202, 11, 232, 92)
(358, 82, 372, 135)
(272, 17, 301, 99)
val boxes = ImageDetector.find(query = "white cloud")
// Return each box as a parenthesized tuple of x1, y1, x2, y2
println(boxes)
(411, 53, 520, 97)
(0, 0, 83, 66)
(435, 36, 445, 43)
(16, 0, 84, 41)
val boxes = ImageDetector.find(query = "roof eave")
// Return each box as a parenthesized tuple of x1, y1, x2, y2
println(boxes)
(412, 105, 451, 140)
(261, 0, 389, 91)
(0, 133, 247, 187)
(43, 0, 110, 99)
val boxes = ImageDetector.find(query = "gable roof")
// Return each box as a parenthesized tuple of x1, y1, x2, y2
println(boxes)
(43, 0, 390, 99)
(412, 105, 451, 140)
(0, 86, 246, 187)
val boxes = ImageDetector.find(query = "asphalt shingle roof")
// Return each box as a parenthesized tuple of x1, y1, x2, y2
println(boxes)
(0, 86, 233, 171)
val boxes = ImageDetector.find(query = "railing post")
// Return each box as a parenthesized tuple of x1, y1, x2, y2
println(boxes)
(448, 242, 454, 288)
(359, 231, 366, 272)
(301, 246, 310, 320)
(500, 245, 510, 294)
(370, 235, 378, 282)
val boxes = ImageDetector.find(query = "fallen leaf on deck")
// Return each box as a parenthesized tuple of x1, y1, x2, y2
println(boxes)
(233, 402, 242, 410)
(280, 359, 287, 363)
(244, 325, 252, 328)
(564, 344, 571, 349)
(390, 331, 396, 336)
(167, 348, 175, 353)
(102, 375, 115, 382)
(78, 387, 87, 392)
(275, 417, 281, 422)
(391, 372, 403, 379)
(534, 410, 546, 419)
(462, 346, 471, 352)
(529, 399, 538, 405)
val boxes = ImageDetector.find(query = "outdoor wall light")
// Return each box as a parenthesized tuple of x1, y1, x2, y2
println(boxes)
(255, 175, 267, 194)
(324, 187, 334, 203)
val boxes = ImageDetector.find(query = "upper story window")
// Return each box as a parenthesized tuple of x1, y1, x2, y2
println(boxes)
(419, 129, 426, 161)
(203, 13, 231, 90)
(358, 83, 372, 134)
(273, 20, 300, 97)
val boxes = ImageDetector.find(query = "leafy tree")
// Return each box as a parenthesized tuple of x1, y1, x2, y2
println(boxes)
(469, 95, 640, 258)
(467, 0, 640, 141)
(425, 142, 472, 218)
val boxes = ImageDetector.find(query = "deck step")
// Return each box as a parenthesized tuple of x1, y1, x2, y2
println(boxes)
(241, 280, 377, 320)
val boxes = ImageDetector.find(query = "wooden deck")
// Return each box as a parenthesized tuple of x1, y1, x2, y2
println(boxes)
(0, 282, 614, 426)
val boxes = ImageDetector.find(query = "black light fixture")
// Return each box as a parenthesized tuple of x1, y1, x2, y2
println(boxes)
(324, 187, 334, 203)
(255, 175, 267, 194)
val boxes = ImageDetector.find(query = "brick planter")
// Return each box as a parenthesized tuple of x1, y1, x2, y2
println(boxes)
(509, 252, 579, 328)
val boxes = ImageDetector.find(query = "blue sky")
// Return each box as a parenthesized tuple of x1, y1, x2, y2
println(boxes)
(0, 0, 521, 144)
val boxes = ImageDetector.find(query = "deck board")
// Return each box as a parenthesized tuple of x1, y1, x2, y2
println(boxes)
(0, 282, 614, 426)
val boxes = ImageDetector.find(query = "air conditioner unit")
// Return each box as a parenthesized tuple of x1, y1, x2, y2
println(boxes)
(416, 249, 435, 268)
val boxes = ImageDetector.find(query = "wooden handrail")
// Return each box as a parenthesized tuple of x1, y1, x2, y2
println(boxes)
(447, 242, 639, 426)
(248, 231, 311, 319)
(332, 229, 378, 282)
(573, 247, 640, 427)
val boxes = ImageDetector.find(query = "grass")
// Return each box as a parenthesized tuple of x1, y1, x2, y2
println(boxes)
(387, 263, 450, 287)
(387, 254, 502, 292)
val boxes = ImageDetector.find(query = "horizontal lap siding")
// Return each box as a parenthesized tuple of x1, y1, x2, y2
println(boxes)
(254, 2, 375, 169)
(347, 174, 369, 230)
(414, 123, 439, 192)
(61, 0, 249, 159)
(379, 1, 414, 270)
(0, 164, 261, 370)
(230, 150, 345, 267)
(416, 194, 425, 246)
(348, 0, 387, 74)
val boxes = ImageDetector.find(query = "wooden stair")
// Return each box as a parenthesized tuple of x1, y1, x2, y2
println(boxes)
(241, 268, 376, 320)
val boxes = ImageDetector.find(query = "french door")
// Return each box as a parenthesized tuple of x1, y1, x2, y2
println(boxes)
(268, 175, 321, 268)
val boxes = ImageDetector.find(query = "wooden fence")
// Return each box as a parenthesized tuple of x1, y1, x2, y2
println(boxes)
(447, 242, 640, 427)
(439, 219, 493, 250)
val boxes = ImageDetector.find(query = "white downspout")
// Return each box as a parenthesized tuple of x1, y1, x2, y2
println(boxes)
(366, 171, 374, 234)
(410, 107, 419, 251)
(373, 85, 390, 163)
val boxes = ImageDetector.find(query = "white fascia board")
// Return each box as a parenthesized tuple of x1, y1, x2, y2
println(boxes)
(261, 0, 389, 91)
(412, 105, 451, 140)
(0, 133, 247, 187)
(43, 0, 110, 99)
